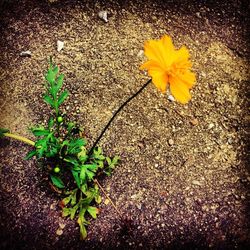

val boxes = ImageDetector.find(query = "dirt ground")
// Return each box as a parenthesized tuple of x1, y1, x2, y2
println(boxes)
(0, 0, 249, 249)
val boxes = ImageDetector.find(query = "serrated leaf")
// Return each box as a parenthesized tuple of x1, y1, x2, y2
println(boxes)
(85, 164, 98, 171)
(112, 155, 120, 165)
(95, 160, 104, 168)
(77, 210, 88, 240)
(86, 170, 95, 180)
(80, 184, 87, 193)
(67, 122, 75, 132)
(70, 204, 79, 220)
(24, 150, 37, 160)
(62, 207, 71, 217)
(58, 90, 69, 106)
(71, 170, 81, 188)
(53, 65, 59, 75)
(45, 146, 58, 157)
(50, 175, 65, 189)
(106, 157, 111, 165)
(64, 156, 79, 167)
(70, 190, 77, 206)
(80, 166, 86, 182)
(56, 73, 64, 91)
(48, 117, 54, 129)
(45, 69, 56, 84)
(62, 196, 71, 206)
(95, 193, 102, 204)
(67, 138, 87, 155)
(43, 94, 55, 108)
(31, 127, 50, 137)
(87, 206, 99, 219)
(77, 146, 87, 162)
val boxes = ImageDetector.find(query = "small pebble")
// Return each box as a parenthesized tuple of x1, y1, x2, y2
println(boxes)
(196, 12, 201, 18)
(98, 11, 108, 22)
(20, 50, 32, 57)
(208, 123, 214, 129)
(168, 139, 174, 146)
(59, 222, 65, 229)
(57, 40, 64, 52)
(167, 95, 175, 102)
(137, 50, 144, 57)
(104, 198, 110, 205)
(190, 118, 199, 126)
(192, 180, 202, 186)
(56, 228, 63, 236)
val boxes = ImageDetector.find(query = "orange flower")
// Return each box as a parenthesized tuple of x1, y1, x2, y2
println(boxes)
(140, 35, 196, 104)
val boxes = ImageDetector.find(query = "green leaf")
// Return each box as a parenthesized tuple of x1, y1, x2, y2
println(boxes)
(77, 209, 88, 240)
(87, 206, 99, 219)
(45, 146, 58, 157)
(86, 170, 95, 180)
(70, 204, 79, 220)
(0, 128, 9, 137)
(84, 164, 98, 171)
(67, 122, 75, 132)
(31, 127, 50, 137)
(62, 189, 77, 206)
(24, 150, 37, 160)
(70, 189, 77, 206)
(80, 164, 98, 181)
(77, 146, 88, 163)
(43, 94, 54, 108)
(106, 157, 112, 165)
(80, 184, 87, 193)
(45, 69, 56, 84)
(62, 207, 71, 217)
(64, 156, 79, 167)
(50, 175, 65, 188)
(58, 90, 69, 106)
(95, 193, 102, 204)
(80, 167, 86, 182)
(79, 222, 87, 240)
(71, 169, 81, 188)
(67, 138, 87, 155)
(112, 155, 120, 165)
(62, 196, 71, 206)
(48, 117, 54, 129)
(53, 65, 59, 75)
(56, 74, 64, 91)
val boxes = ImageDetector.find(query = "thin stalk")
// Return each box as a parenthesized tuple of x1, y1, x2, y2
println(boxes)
(3, 133, 35, 146)
(89, 79, 152, 155)
(94, 179, 122, 218)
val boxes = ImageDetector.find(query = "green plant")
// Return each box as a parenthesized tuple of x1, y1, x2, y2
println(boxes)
(2, 60, 119, 239)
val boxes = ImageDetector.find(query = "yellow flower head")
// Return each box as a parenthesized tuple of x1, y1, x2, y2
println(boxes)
(140, 35, 196, 104)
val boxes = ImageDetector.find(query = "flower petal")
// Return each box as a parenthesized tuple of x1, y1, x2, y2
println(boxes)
(179, 70, 196, 88)
(150, 69, 168, 93)
(140, 60, 164, 71)
(169, 76, 192, 104)
(144, 40, 165, 65)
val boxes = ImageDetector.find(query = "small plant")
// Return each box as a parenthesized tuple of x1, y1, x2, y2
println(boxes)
(1, 59, 119, 239)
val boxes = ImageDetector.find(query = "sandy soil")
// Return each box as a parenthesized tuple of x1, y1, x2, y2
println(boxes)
(0, 0, 249, 249)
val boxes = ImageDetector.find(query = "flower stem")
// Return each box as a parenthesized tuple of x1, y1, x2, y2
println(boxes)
(3, 133, 35, 146)
(89, 79, 152, 155)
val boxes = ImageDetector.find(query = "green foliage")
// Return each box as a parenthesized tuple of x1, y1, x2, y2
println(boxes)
(0, 128, 9, 137)
(25, 60, 119, 239)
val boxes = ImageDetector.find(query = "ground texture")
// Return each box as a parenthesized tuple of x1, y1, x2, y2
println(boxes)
(0, 0, 249, 249)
